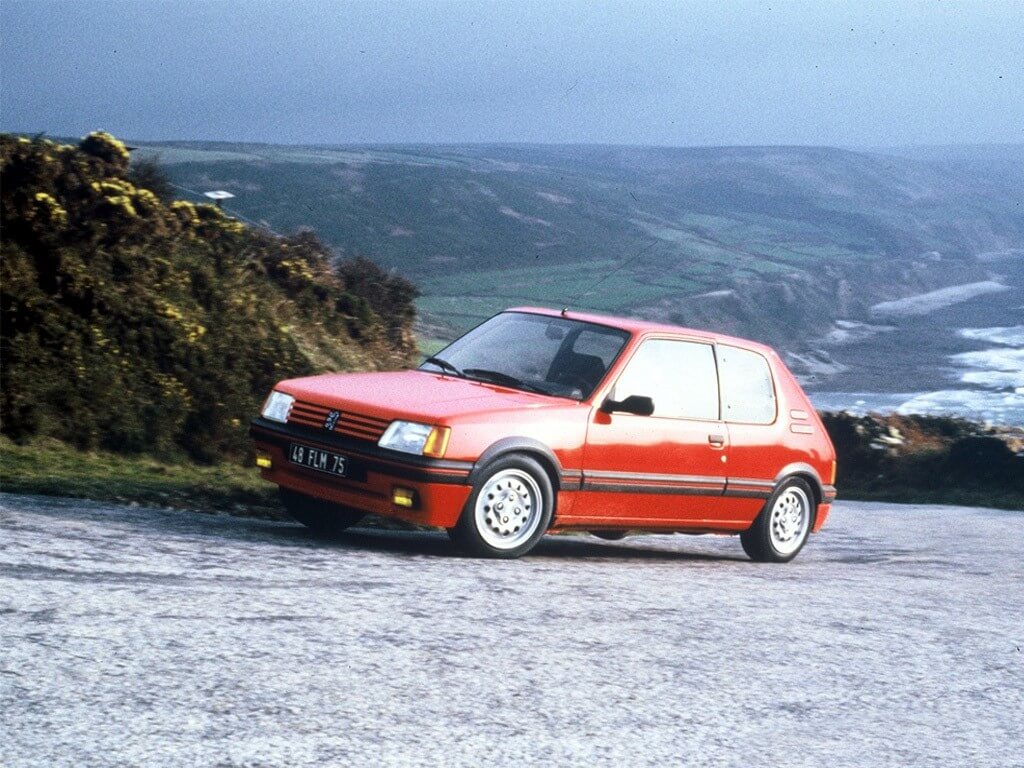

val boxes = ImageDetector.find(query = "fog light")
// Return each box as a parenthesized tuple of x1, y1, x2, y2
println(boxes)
(392, 487, 417, 508)
(255, 452, 273, 469)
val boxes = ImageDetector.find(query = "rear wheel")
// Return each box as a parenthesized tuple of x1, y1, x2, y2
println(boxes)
(448, 454, 553, 558)
(740, 478, 813, 563)
(279, 488, 365, 534)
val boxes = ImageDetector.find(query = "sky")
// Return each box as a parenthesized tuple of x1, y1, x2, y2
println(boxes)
(2, 0, 1022, 147)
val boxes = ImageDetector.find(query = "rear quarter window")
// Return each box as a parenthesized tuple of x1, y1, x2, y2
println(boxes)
(718, 345, 776, 424)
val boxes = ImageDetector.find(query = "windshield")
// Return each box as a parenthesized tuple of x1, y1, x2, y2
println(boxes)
(420, 312, 631, 400)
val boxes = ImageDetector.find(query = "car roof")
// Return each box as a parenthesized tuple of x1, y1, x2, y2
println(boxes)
(506, 306, 777, 356)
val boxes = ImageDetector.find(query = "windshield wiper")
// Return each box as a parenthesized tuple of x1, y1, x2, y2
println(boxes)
(422, 356, 465, 377)
(463, 368, 551, 396)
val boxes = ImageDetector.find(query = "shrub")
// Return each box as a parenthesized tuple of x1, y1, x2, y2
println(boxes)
(0, 133, 419, 462)
(821, 412, 1024, 501)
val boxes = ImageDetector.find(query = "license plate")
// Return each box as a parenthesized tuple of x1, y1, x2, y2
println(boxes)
(287, 443, 348, 477)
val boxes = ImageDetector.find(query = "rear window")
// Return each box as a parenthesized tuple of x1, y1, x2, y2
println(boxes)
(718, 345, 776, 424)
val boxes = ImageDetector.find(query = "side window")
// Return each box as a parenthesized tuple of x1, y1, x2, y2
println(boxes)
(610, 339, 719, 420)
(718, 345, 776, 424)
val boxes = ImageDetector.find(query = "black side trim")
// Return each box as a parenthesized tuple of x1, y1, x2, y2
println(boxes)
(727, 477, 775, 489)
(580, 482, 715, 496)
(578, 471, 772, 499)
(580, 469, 727, 497)
(585, 469, 724, 485)
(560, 469, 583, 491)
(723, 477, 774, 499)
(251, 418, 473, 485)
(722, 489, 772, 500)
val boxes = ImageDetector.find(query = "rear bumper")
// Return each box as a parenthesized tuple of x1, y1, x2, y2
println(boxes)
(812, 504, 831, 532)
(813, 485, 837, 532)
(250, 418, 473, 528)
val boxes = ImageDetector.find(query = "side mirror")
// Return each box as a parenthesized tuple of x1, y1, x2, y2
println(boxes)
(600, 394, 655, 416)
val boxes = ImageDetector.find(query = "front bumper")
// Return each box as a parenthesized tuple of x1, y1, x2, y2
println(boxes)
(250, 417, 474, 528)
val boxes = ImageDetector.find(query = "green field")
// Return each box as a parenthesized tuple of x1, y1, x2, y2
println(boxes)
(415, 259, 707, 335)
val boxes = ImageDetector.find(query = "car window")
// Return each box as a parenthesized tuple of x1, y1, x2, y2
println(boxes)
(718, 345, 776, 423)
(572, 328, 626, 367)
(422, 312, 630, 400)
(610, 339, 719, 420)
(447, 314, 564, 381)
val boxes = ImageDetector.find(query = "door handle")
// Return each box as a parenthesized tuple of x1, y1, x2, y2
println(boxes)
(708, 434, 725, 447)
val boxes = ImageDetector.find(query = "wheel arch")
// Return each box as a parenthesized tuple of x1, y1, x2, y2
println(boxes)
(470, 437, 563, 512)
(773, 463, 824, 523)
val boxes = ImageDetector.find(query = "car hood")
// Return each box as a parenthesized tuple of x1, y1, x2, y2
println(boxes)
(276, 369, 581, 422)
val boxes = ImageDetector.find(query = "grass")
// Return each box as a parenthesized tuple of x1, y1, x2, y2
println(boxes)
(415, 258, 719, 338)
(0, 437, 281, 517)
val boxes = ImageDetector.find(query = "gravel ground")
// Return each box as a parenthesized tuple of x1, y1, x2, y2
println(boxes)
(1, 492, 1022, 767)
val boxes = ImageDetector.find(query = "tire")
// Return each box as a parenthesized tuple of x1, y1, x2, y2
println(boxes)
(279, 488, 365, 534)
(448, 454, 554, 558)
(740, 477, 814, 563)
(590, 530, 628, 541)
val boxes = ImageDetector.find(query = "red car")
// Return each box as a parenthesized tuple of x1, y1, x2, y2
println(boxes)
(251, 308, 836, 561)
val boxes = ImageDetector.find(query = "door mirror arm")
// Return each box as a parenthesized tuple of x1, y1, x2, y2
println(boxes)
(600, 395, 655, 416)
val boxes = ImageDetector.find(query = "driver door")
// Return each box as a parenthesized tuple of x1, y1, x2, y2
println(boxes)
(580, 337, 735, 527)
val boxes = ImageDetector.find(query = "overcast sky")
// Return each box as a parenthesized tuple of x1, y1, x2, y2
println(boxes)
(2, 0, 1022, 147)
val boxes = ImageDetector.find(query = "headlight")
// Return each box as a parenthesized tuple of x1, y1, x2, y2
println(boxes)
(378, 420, 450, 458)
(261, 391, 294, 423)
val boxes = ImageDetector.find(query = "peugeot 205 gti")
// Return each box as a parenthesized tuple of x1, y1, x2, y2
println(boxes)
(251, 308, 837, 561)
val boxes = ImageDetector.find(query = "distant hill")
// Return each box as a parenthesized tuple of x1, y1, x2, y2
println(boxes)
(879, 143, 1024, 199)
(0, 133, 417, 460)
(136, 142, 1024, 360)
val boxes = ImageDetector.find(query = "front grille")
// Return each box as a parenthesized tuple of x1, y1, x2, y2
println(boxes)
(288, 400, 391, 443)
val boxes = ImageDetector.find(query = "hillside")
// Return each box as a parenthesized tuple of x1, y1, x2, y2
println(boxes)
(136, 142, 1024, 347)
(0, 133, 417, 460)
(133, 140, 1023, 425)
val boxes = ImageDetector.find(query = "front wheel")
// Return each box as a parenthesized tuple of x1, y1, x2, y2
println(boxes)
(740, 478, 814, 563)
(448, 454, 553, 558)
(280, 488, 365, 534)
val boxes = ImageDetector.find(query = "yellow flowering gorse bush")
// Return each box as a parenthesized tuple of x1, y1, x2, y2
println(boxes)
(1, 131, 418, 460)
